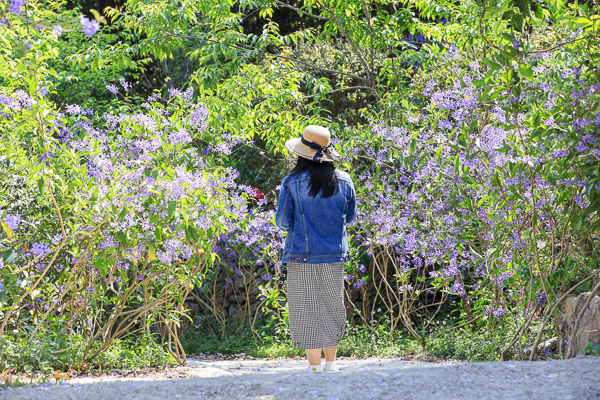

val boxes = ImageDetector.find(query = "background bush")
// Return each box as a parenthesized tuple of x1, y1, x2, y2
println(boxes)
(0, 0, 598, 371)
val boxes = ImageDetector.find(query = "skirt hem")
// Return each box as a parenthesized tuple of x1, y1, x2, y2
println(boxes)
(291, 338, 343, 350)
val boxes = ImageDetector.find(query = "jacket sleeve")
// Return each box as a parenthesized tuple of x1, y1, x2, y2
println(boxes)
(275, 177, 294, 232)
(345, 178, 357, 225)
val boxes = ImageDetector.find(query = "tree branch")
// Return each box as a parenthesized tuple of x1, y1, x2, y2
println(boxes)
(143, 34, 370, 83)
(478, 0, 594, 58)
(301, 85, 373, 99)
(320, 2, 373, 81)
(275, 1, 331, 20)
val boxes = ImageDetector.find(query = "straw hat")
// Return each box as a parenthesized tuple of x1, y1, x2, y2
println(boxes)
(285, 125, 341, 163)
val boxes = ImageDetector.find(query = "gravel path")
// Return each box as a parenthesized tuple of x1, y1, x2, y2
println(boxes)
(2, 356, 599, 400)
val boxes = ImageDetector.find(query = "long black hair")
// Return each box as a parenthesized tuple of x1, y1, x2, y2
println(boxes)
(289, 157, 339, 198)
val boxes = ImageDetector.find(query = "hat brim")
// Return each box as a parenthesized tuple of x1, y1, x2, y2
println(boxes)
(285, 138, 341, 163)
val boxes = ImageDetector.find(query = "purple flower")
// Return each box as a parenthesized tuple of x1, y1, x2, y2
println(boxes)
(80, 15, 100, 36)
(493, 307, 508, 318)
(450, 280, 466, 297)
(438, 119, 454, 129)
(119, 78, 131, 92)
(23, 40, 32, 50)
(31, 242, 51, 256)
(536, 291, 547, 305)
(168, 88, 183, 97)
(106, 84, 119, 95)
(2, 214, 21, 230)
(273, 387, 282, 392)
(9, 0, 25, 14)
(65, 104, 82, 115)
(53, 24, 63, 37)
(189, 105, 209, 131)
(170, 128, 191, 145)
(353, 278, 367, 288)
(184, 87, 194, 102)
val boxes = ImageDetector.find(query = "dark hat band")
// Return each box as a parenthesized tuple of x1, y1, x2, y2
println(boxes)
(300, 135, 341, 163)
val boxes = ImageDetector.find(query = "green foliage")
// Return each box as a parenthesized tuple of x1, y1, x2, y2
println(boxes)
(0, 331, 174, 373)
(585, 342, 600, 357)
(181, 324, 413, 359)
(426, 318, 556, 361)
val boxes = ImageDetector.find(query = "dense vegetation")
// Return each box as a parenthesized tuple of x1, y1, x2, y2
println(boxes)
(0, 0, 599, 373)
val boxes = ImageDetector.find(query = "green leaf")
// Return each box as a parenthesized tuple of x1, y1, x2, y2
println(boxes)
(515, 0, 531, 17)
(518, 64, 534, 80)
(37, 178, 44, 194)
(3, 249, 16, 264)
(436, 145, 444, 163)
(409, 139, 417, 154)
(511, 14, 524, 32)
(490, 173, 502, 188)
(168, 200, 177, 219)
(482, 59, 502, 71)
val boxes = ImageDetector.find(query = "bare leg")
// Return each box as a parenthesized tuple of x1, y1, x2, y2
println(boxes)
(323, 345, 337, 362)
(306, 348, 322, 365)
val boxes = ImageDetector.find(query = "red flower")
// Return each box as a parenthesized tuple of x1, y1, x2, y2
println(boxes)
(252, 189, 264, 200)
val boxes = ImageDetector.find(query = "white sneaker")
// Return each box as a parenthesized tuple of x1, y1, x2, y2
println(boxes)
(307, 364, 323, 372)
(324, 361, 338, 372)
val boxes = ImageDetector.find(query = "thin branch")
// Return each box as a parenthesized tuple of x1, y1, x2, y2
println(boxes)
(361, 0, 375, 74)
(301, 85, 373, 99)
(275, 1, 331, 20)
(529, 272, 599, 361)
(478, 0, 594, 57)
(143, 34, 369, 83)
(320, 2, 374, 85)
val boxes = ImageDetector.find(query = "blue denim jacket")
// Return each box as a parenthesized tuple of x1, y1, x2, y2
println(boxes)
(276, 169, 356, 264)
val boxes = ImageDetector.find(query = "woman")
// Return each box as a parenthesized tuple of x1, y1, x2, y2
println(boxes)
(275, 125, 356, 372)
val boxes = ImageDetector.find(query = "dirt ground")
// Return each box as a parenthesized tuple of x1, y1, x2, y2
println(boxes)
(1, 355, 599, 399)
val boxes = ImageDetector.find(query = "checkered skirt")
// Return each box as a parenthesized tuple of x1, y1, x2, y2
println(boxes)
(286, 262, 346, 349)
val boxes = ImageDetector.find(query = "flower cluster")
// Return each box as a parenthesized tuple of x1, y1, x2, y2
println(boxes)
(1, 213, 21, 231)
(79, 15, 100, 36)
(0, 82, 251, 341)
(337, 26, 600, 329)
